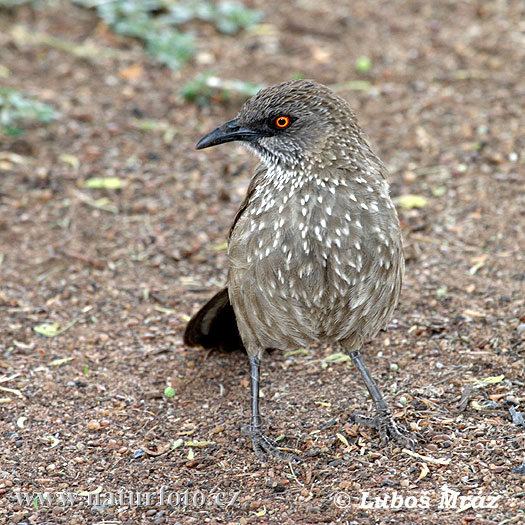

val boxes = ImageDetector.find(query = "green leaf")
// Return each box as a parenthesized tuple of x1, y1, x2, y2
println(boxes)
(34, 322, 61, 337)
(84, 177, 125, 189)
(46, 435, 61, 448)
(336, 432, 350, 447)
(59, 154, 80, 169)
(5, 126, 23, 137)
(480, 374, 505, 384)
(214, 2, 262, 34)
(34, 319, 77, 337)
(164, 386, 176, 398)
(182, 74, 263, 105)
(145, 30, 194, 70)
(467, 374, 505, 385)
(395, 194, 429, 210)
(284, 348, 309, 357)
(355, 56, 372, 73)
(323, 352, 351, 364)
(0, 87, 59, 136)
(172, 438, 184, 449)
(469, 260, 485, 275)
(74, 0, 261, 71)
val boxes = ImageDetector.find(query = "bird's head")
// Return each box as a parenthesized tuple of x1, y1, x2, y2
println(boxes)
(196, 79, 365, 170)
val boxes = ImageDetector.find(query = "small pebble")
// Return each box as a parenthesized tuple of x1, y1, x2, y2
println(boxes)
(87, 420, 101, 431)
(106, 439, 118, 450)
(266, 480, 286, 493)
(512, 462, 525, 475)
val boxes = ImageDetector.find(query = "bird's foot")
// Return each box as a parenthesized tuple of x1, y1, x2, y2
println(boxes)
(351, 409, 419, 450)
(241, 425, 302, 462)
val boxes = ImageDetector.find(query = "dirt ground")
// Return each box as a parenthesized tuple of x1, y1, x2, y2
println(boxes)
(0, 0, 524, 523)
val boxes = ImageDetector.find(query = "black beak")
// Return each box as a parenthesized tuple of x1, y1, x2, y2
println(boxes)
(196, 118, 263, 150)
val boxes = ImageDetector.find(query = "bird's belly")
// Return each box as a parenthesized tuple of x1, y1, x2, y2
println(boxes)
(228, 221, 403, 351)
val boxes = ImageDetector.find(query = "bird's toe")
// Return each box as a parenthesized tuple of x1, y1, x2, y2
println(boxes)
(351, 409, 419, 450)
(243, 426, 302, 462)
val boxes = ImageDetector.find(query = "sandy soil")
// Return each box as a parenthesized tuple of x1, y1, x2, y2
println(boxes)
(0, 0, 523, 523)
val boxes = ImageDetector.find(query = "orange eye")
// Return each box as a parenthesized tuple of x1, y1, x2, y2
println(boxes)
(275, 116, 290, 128)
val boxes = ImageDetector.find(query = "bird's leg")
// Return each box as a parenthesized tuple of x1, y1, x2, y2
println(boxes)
(347, 349, 418, 449)
(242, 355, 301, 462)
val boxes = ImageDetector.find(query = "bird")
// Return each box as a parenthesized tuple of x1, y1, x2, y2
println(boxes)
(184, 79, 418, 461)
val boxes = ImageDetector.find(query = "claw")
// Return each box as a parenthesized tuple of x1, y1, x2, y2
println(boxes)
(351, 409, 419, 450)
(242, 425, 302, 462)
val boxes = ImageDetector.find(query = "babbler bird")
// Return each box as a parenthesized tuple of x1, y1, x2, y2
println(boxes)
(184, 79, 417, 461)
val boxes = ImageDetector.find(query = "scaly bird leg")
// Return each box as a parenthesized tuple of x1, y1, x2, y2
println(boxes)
(242, 355, 302, 462)
(348, 349, 419, 449)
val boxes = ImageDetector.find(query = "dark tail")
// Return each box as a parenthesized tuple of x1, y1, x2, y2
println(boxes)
(183, 287, 245, 351)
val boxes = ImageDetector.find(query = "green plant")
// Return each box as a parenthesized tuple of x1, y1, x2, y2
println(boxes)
(182, 73, 263, 106)
(73, 0, 262, 70)
(0, 0, 36, 7)
(146, 30, 195, 70)
(0, 87, 59, 136)
(355, 56, 372, 74)
(191, 1, 262, 34)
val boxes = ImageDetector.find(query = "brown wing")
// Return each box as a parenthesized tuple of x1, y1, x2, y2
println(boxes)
(229, 163, 267, 239)
(184, 164, 267, 351)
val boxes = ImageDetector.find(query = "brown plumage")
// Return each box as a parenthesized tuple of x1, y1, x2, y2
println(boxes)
(184, 79, 418, 460)
(184, 288, 243, 351)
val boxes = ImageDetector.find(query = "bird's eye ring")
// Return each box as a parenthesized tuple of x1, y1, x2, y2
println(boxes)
(274, 116, 290, 128)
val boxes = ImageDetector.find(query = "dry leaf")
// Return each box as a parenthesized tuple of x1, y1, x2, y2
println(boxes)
(118, 64, 144, 81)
(416, 462, 430, 481)
(402, 448, 451, 465)
(336, 433, 350, 447)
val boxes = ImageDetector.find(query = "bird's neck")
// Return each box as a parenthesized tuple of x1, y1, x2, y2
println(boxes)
(257, 156, 387, 197)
